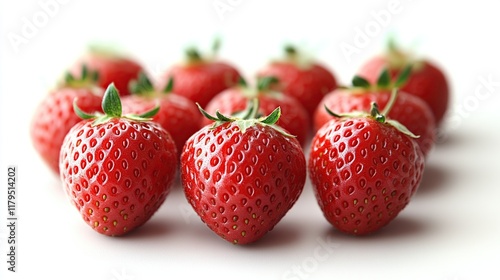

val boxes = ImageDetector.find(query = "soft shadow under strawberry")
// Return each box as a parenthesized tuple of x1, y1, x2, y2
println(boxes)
(118, 218, 172, 240)
(416, 163, 452, 197)
(322, 215, 430, 242)
(242, 221, 304, 249)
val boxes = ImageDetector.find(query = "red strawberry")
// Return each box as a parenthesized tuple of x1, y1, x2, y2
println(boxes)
(203, 76, 310, 146)
(71, 47, 143, 96)
(309, 98, 425, 235)
(31, 66, 104, 174)
(157, 40, 240, 107)
(181, 100, 306, 244)
(314, 68, 436, 157)
(122, 72, 202, 154)
(357, 41, 450, 125)
(257, 45, 338, 117)
(59, 84, 178, 236)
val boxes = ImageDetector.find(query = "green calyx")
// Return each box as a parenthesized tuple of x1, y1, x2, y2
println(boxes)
(386, 38, 412, 70)
(198, 98, 293, 137)
(185, 47, 203, 63)
(62, 65, 99, 88)
(184, 37, 221, 64)
(256, 76, 279, 91)
(74, 83, 159, 126)
(284, 45, 298, 58)
(351, 64, 412, 91)
(237, 76, 282, 99)
(128, 72, 174, 97)
(129, 71, 155, 96)
(280, 44, 313, 69)
(384, 38, 426, 73)
(129, 72, 175, 98)
(325, 88, 419, 138)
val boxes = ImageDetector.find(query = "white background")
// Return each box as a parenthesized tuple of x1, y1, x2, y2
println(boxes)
(1, 0, 500, 279)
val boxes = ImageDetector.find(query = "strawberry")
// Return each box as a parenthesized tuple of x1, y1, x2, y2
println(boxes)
(357, 40, 450, 125)
(122, 72, 202, 154)
(71, 47, 143, 96)
(309, 94, 425, 235)
(203, 76, 310, 146)
(181, 100, 306, 244)
(314, 68, 436, 157)
(59, 84, 178, 236)
(256, 45, 338, 117)
(31, 66, 104, 174)
(157, 40, 240, 107)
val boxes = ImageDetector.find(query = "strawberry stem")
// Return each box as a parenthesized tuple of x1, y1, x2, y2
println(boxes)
(370, 102, 386, 123)
(381, 88, 399, 116)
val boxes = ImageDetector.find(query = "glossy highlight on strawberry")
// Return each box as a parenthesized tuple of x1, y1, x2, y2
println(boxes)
(181, 100, 306, 244)
(59, 83, 177, 236)
(309, 99, 425, 235)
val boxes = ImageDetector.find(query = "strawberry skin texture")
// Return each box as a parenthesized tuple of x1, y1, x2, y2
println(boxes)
(257, 62, 337, 117)
(203, 88, 310, 146)
(122, 94, 202, 154)
(181, 123, 306, 244)
(314, 89, 436, 157)
(309, 118, 425, 235)
(59, 119, 177, 236)
(358, 56, 449, 125)
(73, 54, 143, 96)
(31, 88, 103, 174)
(159, 62, 240, 107)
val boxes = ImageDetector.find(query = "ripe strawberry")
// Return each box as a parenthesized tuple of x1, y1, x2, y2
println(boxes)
(314, 68, 436, 157)
(157, 40, 240, 107)
(203, 76, 310, 146)
(309, 98, 425, 235)
(181, 100, 306, 244)
(257, 45, 338, 117)
(357, 41, 450, 125)
(122, 72, 202, 154)
(31, 66, 104, 174)
(71, 47, 143, 96)
(59, 84, 177, 236)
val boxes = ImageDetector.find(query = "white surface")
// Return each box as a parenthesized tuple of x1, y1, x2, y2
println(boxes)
(1, 1, 500, 279)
